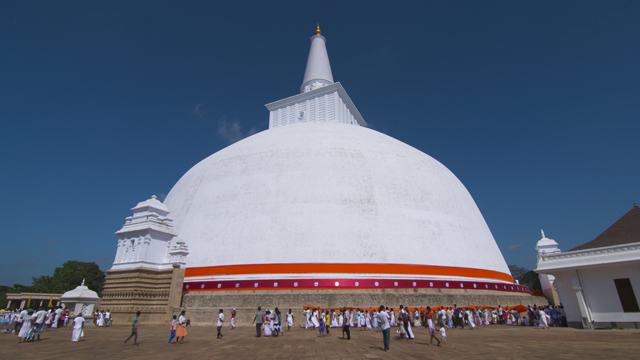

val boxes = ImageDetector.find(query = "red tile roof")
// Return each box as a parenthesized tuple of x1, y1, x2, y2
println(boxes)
(570, 204, 640, 251)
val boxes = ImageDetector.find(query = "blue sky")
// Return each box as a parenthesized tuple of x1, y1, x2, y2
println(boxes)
(1, 1, 638, 286)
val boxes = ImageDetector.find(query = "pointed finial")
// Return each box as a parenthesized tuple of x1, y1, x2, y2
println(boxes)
(541, 229, 545, 239)
(152, 195, 157, 200)
(81, 278, 85, 286)
(315, 23, 321, 35)
(634, 199, 638, 207)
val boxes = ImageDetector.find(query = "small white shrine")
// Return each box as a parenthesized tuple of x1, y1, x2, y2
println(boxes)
(535, 230, 561, 305)
(111, 195, 189, 270)
(60, 279, 100, 323)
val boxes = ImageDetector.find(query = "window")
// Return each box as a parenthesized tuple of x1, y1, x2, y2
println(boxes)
(614, 278, 640, 312)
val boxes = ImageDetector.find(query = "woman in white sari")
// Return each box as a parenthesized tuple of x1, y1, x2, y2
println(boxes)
(310, 310, 319, 328)
(18, 310, 34, 343)
(338, 312, 344, 327)
(365, 311, 372, 330)
(71, 315, 85, 342)
(466, 309, 476, 329)
(414, 309, 421, 327)
(330, 310, 339, 327)
(96, 311, 104, 327)
(263, 311, 272, 336)
(484, 309, 490, 325)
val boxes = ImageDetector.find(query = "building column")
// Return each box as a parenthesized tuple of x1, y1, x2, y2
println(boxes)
(166, 264, 185, 322)
(6, 300, 11, 309)
(571, 270, 593, 329)
(19, 300, 26, 310)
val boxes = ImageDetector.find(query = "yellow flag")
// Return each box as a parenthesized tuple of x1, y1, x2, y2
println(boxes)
(27, 296, 32, 308)
(48, 295, 53, 308)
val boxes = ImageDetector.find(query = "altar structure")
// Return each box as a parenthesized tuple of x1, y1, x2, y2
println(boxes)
(60, 279, 101, 325)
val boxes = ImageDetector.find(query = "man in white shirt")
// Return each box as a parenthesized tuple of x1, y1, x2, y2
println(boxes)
(377, 305, 390, 351)
(53, 307, 63, 328)
(105, 310, 111, 327)
(33, 306, 47, 340)
(342, 307, 351, 340)
(217, 309, 224, 339)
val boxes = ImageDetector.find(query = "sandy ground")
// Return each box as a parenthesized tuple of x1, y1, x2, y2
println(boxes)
(3, 322, 640, 359)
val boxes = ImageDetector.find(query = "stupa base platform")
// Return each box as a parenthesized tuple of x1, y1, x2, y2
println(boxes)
(100, 265, 185, 326)
(178, 288, 547, 326)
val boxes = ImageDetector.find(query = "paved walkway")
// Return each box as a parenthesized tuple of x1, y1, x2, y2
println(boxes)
(3, 323, 639, 359)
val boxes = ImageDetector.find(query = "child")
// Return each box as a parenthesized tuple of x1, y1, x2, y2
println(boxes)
(439, 325, 447, 347)
(318, 317, 325, 337)
(168, 315, 177, 344)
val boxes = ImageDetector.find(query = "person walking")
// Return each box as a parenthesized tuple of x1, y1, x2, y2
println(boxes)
(17, 309, 34, 343)
(287, 309, 294, 331)
(341, 307, 351, 340)
(71, 314, 85, 342)
(168, 315, 177, 344)
(33, 306, 47, 341)
(377, 305, 391, 352)
(176, 310, 188, 344)
(426, 307, 440, 346)
(252, 307, 263, 337)
(230, 309, 236, 330)
(217, 309, 224, 339)
(123, 311, 140, 346)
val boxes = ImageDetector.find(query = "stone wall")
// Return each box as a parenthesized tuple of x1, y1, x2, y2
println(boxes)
(100, 265, 185, 326)
(178, 288, 547, 326)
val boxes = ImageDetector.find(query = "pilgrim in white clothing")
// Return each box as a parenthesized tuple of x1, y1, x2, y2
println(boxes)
(539, 310, 549, 329)
(71, 316, 85, 342)
(467, 310, 476, 329)
(18, 314, 33, 340)
(311, 311, 320, 328)
(303, 309, 311, 329)
(330, 311, 339, 327)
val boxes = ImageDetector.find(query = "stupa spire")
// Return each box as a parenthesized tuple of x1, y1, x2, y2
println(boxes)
(301, 24, 334, 93)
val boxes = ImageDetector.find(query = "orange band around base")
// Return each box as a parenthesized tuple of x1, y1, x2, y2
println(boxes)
(184, 263, 514, 283)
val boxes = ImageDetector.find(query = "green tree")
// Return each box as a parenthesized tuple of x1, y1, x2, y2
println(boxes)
(52, 261, 106, 296)
(508, 265, 530, 281)
(519, 270, 542, 293)
(31, 275, 63, 294)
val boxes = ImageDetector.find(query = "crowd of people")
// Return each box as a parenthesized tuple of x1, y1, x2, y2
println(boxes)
(2, 306, 115, 343)
(4, 302, 565, 349)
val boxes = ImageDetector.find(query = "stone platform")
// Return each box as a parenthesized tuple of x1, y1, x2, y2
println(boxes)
(180, 288, 547, 326)
(100, 265, 185, 325)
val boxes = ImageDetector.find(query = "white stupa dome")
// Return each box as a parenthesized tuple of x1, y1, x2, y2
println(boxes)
(162, 26, 519, 293)
(165, 122, 513, 284)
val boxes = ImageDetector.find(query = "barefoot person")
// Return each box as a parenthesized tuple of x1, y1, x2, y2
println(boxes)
(230, 309, 236, 330)
(168, 315, 177, 344)
(341, 307, 351, 340)
(439, 325, 447, 347)
(426, 307, 440, 346)
(176, 310, 188, 343)
(216, 309, 224, 339)
(124, 311, 140, 346)
(71, 313, 85, 342)
(286, 309, 294, 331)
(377, 305, 391, 352)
